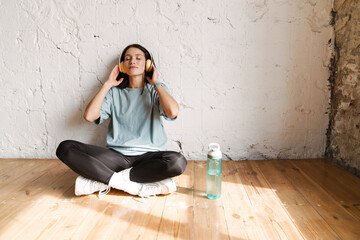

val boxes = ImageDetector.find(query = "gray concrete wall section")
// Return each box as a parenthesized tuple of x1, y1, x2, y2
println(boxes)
(326, 0, 360, 176)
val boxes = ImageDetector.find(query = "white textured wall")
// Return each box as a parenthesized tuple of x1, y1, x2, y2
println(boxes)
(0, 0, 333, 160)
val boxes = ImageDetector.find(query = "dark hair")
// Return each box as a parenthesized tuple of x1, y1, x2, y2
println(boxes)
(117, 44, 156, 89)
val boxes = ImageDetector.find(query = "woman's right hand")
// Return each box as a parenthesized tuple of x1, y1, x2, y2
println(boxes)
(84, 65, 123, 122)
(105, 65, 123, 87)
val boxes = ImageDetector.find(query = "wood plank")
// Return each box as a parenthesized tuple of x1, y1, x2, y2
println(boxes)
(0, 159, 36, 176)
(272, 160, 360, 240)
(0, 159, 60, 192)
(0, 162, 72, 235)
(83, 180, 170, 239)
(84, 196, 135, 240)
(0, 169, 76, 227)
(115, 196, 166, 240)
(0, 201, 60, 239)
(0, 171, 79, 240)
(29, 183, 128, 239)
(254, 160, 340, 239)
(293, 159, 360, 199)
(222, 161, 251, 208)
(66, 196, 112, 240)
(12, 170, 83, 239)
(222, 161, 276, 240)
(68, 189, 131, 239)
(39, 197, 111, 240)
(4, 162, 69, 202)
(240, 160, 304, 239)
(157, 160, 194, 240)
(291, 159, 360, 219)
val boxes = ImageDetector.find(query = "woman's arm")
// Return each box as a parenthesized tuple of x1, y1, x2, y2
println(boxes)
(155, 85, 179, 119)
(83, 65, 123, 122)
(147, 67, 179, 119)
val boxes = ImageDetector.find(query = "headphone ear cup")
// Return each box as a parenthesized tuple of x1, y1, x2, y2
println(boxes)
(120, 61, 126, 74)
(145, 59, 153, 72)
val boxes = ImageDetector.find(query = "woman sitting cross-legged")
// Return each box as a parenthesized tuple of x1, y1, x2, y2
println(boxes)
(56, 44, 187, 198)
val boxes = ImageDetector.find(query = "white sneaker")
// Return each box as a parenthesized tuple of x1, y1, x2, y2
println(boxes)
(138, 178, 177, 198)
(109, 168, 142, 196)
(75, 175, 111, 198)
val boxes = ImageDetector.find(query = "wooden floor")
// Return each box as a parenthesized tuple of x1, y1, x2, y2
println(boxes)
(0, 159, 359, 240)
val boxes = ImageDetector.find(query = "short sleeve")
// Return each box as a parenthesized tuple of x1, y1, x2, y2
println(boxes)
(158, 83, 177, 121)
(94, 88, 113, 125)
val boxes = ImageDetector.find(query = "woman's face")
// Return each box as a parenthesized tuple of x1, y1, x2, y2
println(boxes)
(124, 47, 146, 76)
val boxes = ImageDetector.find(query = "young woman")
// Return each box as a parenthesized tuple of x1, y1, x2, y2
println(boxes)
(56, 44, 187, 198)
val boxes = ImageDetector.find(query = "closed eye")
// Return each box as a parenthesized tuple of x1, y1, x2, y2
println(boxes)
(125, 57, 143, 61)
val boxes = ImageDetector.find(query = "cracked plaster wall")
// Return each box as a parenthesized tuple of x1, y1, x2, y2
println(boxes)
(326, 0, 360, 176)
(0, 0, 333, 160)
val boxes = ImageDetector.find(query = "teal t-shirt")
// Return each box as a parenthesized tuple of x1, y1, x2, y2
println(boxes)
(94, 83, 176, 156)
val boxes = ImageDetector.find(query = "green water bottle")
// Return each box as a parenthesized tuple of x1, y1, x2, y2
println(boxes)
(206, 143, 222, 199)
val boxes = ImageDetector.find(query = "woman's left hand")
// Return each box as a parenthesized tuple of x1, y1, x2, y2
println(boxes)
(146, 65, 179, 118)
(146, 66, 159, 86)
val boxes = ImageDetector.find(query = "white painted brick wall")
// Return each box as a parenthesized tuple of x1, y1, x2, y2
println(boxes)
(0, 0, 333, 160)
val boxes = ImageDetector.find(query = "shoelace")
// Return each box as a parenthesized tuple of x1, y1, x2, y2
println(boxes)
(98, 186, 111, 199)
(138, 183, 158, 198)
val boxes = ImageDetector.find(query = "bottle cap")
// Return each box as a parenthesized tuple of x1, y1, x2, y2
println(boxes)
(207, 143, 222, 159)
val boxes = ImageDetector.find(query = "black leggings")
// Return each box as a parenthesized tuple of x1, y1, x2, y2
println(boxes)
(56, 140, 187, 184)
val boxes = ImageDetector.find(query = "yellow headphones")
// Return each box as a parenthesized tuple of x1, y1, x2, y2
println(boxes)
(118, 45, 154, 74)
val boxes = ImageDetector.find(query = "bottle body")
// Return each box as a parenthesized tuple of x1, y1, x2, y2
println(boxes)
(206, 157, 222, 199)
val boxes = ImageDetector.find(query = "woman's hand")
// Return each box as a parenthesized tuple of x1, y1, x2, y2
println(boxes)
(105, 65, 123, 87)
(84, 65, 122, 122)
(147, 66, 179, 118)
(146, 66, 159, 85)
